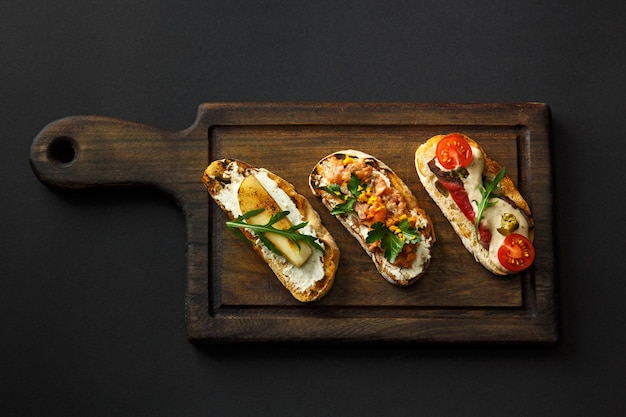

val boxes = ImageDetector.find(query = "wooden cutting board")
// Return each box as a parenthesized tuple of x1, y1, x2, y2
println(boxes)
(30, 102, 558, 343)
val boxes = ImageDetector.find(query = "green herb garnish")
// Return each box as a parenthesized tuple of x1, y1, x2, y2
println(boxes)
(226, 209, 323, 256)
(365, 218, 422, 263)
(321, 173, 364, 215)
(472, 167, 506, 241)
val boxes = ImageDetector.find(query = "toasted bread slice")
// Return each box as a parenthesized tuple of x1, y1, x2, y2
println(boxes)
(310, 150, 435, 286)
(203, 159, 340, 302)
(415, 134, 534, 275)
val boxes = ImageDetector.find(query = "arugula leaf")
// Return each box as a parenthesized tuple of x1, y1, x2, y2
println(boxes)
(226, 208, 265, 242)
(226, 210, 324, 256)
(366, 219, 422, 263)
(321, 173, 364, 215)
(472, 167, 506, 241)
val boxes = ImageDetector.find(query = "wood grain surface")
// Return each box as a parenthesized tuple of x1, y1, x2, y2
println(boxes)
(30, 102, 557, 343)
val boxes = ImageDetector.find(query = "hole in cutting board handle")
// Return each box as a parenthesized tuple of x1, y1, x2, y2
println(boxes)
(47, 136, 79, 166)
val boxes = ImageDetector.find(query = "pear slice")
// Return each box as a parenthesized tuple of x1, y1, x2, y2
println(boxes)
(238, 174, 312, 267)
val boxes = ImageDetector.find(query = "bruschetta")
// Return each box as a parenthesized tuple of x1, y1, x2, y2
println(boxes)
(203, 159, 340, 302)
(309, 150, 435, 286)
(415, 133, 535, 275)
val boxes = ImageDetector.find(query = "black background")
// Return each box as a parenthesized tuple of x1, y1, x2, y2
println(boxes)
(3, 1, 625, 416)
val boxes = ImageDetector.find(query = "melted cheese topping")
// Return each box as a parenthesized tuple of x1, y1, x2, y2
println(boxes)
(437, 147, 531, 269)
(211, 162, 325, 291)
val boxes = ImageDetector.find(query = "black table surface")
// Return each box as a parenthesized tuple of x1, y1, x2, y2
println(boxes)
(3, 1, 625, 416)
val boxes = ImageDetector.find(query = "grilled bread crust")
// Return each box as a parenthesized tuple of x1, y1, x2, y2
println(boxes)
(203, 159, 340, 302)
(310, 150, 435, 286)
(415, 134, 533, 275)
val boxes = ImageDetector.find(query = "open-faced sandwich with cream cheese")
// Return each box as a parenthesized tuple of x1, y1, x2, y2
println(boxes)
(309, 150, 435, 286)
(203, 159, 340, 302)
(415, 133, 535, 275)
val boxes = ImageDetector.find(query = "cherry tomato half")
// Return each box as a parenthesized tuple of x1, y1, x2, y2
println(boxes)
(497, 233, 535, 272)
(435, 133, 473, 170)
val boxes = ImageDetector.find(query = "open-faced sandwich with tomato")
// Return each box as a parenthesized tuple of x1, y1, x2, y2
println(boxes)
(309, 150, 435, 286)
(203, 159, 340, 302)
(415, 133, 535, 275)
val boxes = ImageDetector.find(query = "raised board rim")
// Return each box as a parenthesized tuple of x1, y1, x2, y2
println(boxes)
(185, 102, 557, 344)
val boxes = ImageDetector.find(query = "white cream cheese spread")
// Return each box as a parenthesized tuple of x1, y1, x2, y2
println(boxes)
(211, 162, 325, 291)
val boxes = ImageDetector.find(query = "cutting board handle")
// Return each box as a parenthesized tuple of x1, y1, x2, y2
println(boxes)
(29, 114, 207, 205)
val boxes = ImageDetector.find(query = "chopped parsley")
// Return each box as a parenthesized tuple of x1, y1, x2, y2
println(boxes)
(366, 218, 422, 263)
(320, 173, 423, 264)
(321, 173, 364, 215)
